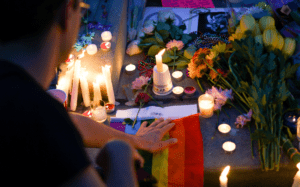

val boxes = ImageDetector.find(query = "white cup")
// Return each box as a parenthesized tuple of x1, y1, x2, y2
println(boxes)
(152, 64, 173, 95)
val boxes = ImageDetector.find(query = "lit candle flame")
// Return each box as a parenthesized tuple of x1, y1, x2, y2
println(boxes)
(221, 166, 230, 177)
(297, 163, 300, 170)
(157, 49, 166, 56)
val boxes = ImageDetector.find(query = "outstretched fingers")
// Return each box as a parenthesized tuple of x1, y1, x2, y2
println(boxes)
(156, 118, 173, 128)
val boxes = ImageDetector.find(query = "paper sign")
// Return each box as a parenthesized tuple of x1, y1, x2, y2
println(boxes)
(162, 0, 215, 8)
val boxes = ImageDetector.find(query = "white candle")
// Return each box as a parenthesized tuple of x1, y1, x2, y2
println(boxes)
(102, 65, 115, 105)
(86, 44, 98, 55)
(156, 49, 166, 73)
(101, 31, 112, 42)
(292, 163, 300, 187)
(198, 94, 214, 118)
(70, 59, 81, 111)
(220, 166, 230, 187)
(80, 69, 91, 107)
(218, 123, 231, 134)
(172, 71, 183, 81)
(172, 86, 184, 96)
(222, 141, 236, 153)
(93, 75, 103, 106)
(125, 64, 136, 74)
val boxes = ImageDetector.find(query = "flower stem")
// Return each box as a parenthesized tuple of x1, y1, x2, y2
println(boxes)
(222, 107, 230, 118)
(197, 78, 204, 92)
(132, 102, 144, 128)
(146, 92, 164, 108)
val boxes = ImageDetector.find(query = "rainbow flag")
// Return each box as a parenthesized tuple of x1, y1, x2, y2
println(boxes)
(110, 114, 204, 187)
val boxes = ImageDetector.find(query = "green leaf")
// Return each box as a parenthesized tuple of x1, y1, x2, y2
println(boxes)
(158, 30, 169, 40)
(156, 22, 171, 31)
(181, 34, 192, 44)
(162, 50, 173, 63)
(169, 55, 179, 60)
(179, 24, 187, 31)
(140, 37, 158, 45)
(184, 45, 197, 59)
(148, 45, 162, 56)
(155, 31, 164, 45)
(123, 118, 133, 125)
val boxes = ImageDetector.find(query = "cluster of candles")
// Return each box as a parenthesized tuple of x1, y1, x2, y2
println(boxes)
(85, 31, 112, 55)
(57, 51, 115, 122)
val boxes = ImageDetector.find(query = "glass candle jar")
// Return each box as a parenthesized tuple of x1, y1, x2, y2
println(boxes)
(92, 106, 107, 123)
(198, 94, 214, 118)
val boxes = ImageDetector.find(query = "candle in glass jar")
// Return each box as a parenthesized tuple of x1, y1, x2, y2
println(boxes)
(220, 166, 230, 187)
(92, 106, 107, 123)
(172, 71, 183, 81)
(100, 42, 111, 51)
(198, 94, 214, 118)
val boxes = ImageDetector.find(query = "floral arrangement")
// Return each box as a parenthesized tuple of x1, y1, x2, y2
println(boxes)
(126, 10, 198, 70)
(187, 2, 300, 171)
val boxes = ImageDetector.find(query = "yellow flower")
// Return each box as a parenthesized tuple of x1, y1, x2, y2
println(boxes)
(211, 42, 227, 53)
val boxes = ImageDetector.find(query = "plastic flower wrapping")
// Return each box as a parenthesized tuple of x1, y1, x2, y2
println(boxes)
(143, 20, 155, 34)
(166, 39, 184, 51)
(126, 40, 143, 56)
(131, 76, 150, 90)
(157, 10, 175, 23)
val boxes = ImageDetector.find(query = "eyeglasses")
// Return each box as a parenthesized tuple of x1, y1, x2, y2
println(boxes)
(80, 2, 90, 17)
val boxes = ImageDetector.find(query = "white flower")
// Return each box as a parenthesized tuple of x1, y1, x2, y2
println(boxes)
(126, 40, 142, 56)
(158, 10, 175, 22)
(143, 20, 155, 34)
(128, 28, 137, 41)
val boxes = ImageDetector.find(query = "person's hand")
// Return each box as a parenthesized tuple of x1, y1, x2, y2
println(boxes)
(135, 118, 178, 153)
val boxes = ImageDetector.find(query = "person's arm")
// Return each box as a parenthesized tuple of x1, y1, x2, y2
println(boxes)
(68, 112, 178, 152)
(60, 140, 139, 187)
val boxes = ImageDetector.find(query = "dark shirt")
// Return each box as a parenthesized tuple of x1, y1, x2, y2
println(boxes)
(0, 60, 90, 186)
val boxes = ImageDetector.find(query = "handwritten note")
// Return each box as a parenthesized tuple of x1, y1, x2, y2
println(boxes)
(162, 0, 215, 8)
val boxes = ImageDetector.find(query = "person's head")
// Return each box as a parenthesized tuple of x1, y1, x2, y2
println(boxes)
(1, 0, 83, 62)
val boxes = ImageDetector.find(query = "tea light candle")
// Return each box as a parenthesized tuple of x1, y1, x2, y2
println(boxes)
(86, 44, 97, 55)
(172, 86, 184, 97)
(222, 141, 236, 153)
(100, 42, 111, 51)
(198, 94, 214, 118)
(125, 64, 136, 75)
(218, 123, 231, 134)
(172, 71, 183, 81)
(101, 31, 112, 42)
(220, 166, 230, 187)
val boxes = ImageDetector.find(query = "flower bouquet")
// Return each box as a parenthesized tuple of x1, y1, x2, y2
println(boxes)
(188, 1, 300, 171)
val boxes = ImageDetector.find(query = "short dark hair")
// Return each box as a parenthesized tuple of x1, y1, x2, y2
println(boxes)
(1, 0, 78, 44)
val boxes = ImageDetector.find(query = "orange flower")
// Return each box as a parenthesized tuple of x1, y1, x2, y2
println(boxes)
(209, 70, 218, 80)
(188, 48, 211, 79)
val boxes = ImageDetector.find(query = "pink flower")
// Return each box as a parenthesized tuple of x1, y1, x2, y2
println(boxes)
(235, 109, 252, 128)
(206, 86, 233, 111)
(131, 76, 150, 90)
(166, 39, 184, 51)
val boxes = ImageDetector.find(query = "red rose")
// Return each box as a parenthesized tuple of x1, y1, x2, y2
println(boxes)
(135, 93, 151, 104)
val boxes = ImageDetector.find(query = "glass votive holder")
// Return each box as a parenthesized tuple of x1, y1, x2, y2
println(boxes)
(222, 141, 236, 154)
(101, 31, 112, 42)
(198, 94, 214, 118)
(172, 71, 183, 82)
(92, 106, 107, 123)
